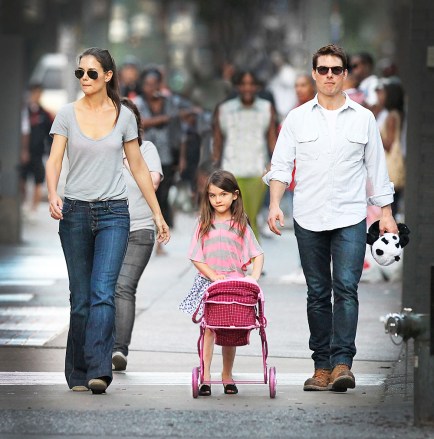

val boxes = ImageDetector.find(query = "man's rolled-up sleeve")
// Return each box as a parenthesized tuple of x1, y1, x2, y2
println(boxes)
(263, 115, 296, 186)
(364, 113, 394, 207)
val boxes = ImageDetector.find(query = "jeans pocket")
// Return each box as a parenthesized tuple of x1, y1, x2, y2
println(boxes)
(108, 204, 129, 216)
(61, 201, 72, 214)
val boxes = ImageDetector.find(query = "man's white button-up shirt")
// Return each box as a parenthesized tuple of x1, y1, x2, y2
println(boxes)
(263, 94, 394, 232)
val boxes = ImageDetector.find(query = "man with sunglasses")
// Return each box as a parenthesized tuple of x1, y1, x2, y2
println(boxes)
(264, 44, 397, 392)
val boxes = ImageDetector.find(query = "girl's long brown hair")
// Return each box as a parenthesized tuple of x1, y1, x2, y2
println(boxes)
(198, 170, 248, 238)
(121, 98, 143, 145)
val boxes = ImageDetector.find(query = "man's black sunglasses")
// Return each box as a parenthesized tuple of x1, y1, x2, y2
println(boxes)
(75, 69, 99, 80)
(316, 66, 345, 76)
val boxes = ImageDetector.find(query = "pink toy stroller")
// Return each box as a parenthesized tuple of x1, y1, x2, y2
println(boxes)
(191, 277, 276, 398)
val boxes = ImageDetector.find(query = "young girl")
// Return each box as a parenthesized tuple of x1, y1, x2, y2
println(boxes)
(179, 170, 264, 396)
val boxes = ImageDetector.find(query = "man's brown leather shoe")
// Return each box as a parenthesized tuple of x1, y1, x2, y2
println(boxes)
(329, 364, 355, 392)
(303, 368, 331, 391)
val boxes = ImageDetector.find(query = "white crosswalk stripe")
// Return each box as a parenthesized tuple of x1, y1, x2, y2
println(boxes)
(0, 372, 386, 386)
(0, 280, 55, 286)
(0, 294, 33, 302)
(0, 307, 69, 346)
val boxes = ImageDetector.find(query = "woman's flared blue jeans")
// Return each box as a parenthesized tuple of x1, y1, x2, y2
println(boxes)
(59, 198, 129, 389)
(294, 219, 366, 370)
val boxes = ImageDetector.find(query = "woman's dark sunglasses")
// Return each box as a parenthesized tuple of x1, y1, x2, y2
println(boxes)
(316, 66, 345, 76)
(75, 69, 99, 80)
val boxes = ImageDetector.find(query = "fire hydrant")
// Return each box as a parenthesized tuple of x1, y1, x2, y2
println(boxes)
(384, 307, 428, 341)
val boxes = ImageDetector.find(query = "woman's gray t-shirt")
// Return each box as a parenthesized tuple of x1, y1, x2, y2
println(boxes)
(50, 103, 138, 201)
(124, 141, 163, 232)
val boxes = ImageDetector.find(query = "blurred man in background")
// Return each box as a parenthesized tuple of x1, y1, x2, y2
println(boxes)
(20, 83, 52, 221)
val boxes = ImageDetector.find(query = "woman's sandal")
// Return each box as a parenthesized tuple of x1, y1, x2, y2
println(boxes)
(223, 383, 238, 395)
(198, 384, 212, 396)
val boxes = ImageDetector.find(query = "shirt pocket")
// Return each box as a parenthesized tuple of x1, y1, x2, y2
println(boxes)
(296, 132, 320, 160)
(344, 132, 367, 161)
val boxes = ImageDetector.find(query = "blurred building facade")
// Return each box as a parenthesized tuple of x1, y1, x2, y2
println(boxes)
(0, 0, 415, 240)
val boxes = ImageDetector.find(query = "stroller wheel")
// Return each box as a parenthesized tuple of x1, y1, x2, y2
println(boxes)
(269, 366, 277, 398)
(192, 367, 200, 398)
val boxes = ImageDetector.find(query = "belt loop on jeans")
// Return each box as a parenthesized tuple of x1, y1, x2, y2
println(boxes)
(71, 199, 76, 211)
(104, 201, 109, 211)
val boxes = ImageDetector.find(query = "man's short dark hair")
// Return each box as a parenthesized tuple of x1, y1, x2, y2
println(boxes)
(355, 52, 374, 68)
(232, 69, 260, 86)
(312, 44, 348, 70)
(140, 68, 163, 84)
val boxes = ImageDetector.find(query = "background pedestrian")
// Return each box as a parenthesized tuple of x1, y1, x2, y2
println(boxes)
(212, 69, 277, 239)
(20, 83, 53, 222)
(112, 98, 163, 372)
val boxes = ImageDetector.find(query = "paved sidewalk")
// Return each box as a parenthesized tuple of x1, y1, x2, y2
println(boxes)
(0, 204, 432, 438)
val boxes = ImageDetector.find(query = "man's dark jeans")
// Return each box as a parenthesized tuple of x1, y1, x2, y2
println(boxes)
(294, 219, 366, 370)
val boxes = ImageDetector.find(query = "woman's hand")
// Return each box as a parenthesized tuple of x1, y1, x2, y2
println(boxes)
(154, 214, 170, 244)
(48, 194, 63, 221)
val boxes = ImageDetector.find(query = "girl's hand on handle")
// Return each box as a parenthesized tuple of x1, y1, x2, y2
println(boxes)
(154, 214, 170, 244)
(210, 274, 226, 282)
(48, 194, 63, 221)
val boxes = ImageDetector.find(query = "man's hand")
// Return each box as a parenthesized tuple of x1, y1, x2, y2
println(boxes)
(267, 205, 285, 236)
(379, 205, 398, 235)
(379, 215, 398, 235)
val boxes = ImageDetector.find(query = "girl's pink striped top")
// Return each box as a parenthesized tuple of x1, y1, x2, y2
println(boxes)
(188, 218, 263, 278)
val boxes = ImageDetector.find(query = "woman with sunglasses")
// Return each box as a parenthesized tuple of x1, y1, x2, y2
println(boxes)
(264, 44, 397, 393)
(45, 47, 170, 394)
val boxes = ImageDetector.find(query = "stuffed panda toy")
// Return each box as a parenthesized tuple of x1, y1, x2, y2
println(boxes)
(366, 221, 410, 266)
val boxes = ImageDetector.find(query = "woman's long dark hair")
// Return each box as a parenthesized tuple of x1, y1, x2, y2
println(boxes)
(78, 48, 121, 123)
(384, 82, 405, 123)
(198, 170, 248, 238)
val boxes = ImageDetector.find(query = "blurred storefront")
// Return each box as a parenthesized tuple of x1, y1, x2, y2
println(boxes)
(0, 0, 411, 243)
(1, 0, 411, 109)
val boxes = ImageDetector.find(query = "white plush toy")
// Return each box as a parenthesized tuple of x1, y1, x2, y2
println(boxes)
(366, 220, 410, 267)
(371, 233, 402, 266)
